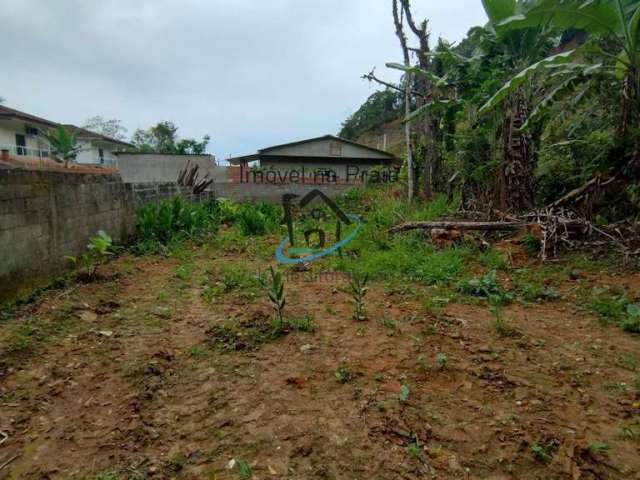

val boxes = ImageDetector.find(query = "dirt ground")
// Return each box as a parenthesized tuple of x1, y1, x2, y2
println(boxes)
(1, 239, 640, 479)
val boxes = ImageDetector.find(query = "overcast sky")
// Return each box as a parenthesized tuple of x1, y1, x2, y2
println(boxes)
(1, 0, 486, 161)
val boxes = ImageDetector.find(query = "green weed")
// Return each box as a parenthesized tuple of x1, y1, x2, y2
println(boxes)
(585, 288, 640, 333)
(235, 458, 253, 479)
(258, 266, 286, 330)
(588, 442, 610, 455)
(522, 233, 542, 257)
(4, 324, 34, 352)
(175, 264, 193, 281)
(348, 272, 369, 321)
(190, 345, 208, 358)
(65, 230, 113, 280)
(289, 313, 315, 332)
(490, 305, 518, 337)
(335, 364, 354, 383)
(479, 248, 510, 270)
(588, 288, 629, 322)
(416, 355, 431, 373)
(379, 313, 396, 329)
(136, 196, 220, 251)
(459, 270, 512, 304)
(436, 352, 448, 370)
(236, 202, 281, 236)
(399, 383, 410, 403)
(407, 442, 420, 458)
(95, 472, 119, 480)
(531, 438, 559, 462)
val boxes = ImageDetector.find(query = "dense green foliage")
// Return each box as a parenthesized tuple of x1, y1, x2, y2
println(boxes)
(347, 0, 640, 216)
(136, 196, 221, 250)
(134, 196, 282, 252)
(339, 89, 403, 140)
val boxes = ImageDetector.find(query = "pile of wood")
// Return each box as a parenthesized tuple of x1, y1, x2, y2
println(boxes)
(177, 160, 213, 194)
(390, 207, 638, 261)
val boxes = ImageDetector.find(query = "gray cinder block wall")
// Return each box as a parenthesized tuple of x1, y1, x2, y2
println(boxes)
(116, 153, 221, 183)
(0, 164, 359, 302)
(0, 167, 211, 302)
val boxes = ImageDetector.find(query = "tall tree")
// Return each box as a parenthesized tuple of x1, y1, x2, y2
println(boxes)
(392, 0, 415, 203)
(486, 0, 640, 171)
(400, 0, 437, 199)
(131, 121, 210, 154)
(476, 0, 555, 212)
(83, 116, 128, 141)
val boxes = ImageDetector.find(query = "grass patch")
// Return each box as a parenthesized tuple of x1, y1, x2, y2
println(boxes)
(582, 287, 640, 334)
(478, 248, 510, 270)
(289, 313, 315, 332)
(1, 312, 79, 355)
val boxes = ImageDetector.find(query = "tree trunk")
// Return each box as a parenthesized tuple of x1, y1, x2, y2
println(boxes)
(400, 0, 435, 200)
(393, 0, 414, 203)
(620, 66, 640, 171)
(501, 88, 535, 212)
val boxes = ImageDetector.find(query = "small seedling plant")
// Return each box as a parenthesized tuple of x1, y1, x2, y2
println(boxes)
(66, 230, 113, 280)
(348, 272, 369, 321)
(258, 266, 286, 331)
(399, 383, 410, 403)
(436, 352, 448, 370)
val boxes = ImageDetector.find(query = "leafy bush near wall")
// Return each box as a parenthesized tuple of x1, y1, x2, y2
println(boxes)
(235, 202, 282, 236)
(135, 196, 283, 253)
(136, 196, 221, 249)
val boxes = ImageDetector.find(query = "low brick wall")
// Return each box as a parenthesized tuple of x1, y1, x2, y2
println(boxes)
(0, 166, 210, 302)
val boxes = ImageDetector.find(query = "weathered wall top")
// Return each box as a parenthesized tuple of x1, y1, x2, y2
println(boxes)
(116, 153, 223, 184)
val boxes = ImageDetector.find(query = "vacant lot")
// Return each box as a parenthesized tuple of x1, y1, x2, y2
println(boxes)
(1, 191, 640, 479)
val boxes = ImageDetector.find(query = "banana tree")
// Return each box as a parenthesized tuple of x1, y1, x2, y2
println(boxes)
(476, 0, 557, 212)
(485, 0, 640, 169)
(42, 126, 82, 167)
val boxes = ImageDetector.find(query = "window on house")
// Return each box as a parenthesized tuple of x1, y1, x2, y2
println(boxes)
(15, 134, 26, 155)
(99, 148, 104, 164)
(329, 141, 342, 156)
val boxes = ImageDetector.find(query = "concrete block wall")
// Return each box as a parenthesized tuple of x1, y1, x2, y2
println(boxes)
(0, 168, 135, 301)
(0, 164, 353, 302)
(0, 166, 212, 302)
(116, 153, 222, 184)
(213, 182, 355, 202)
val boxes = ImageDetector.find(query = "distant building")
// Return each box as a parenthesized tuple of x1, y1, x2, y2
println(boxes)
(0, 105, 132, 166)
(228, 135, 396, 184)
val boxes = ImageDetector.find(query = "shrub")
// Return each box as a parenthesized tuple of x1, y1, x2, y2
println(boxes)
(234, 202, 281, 236)
(66, 230, 113, 280)
(458, 270, 512, 304)
(237, 205, 268, 236)
(522, 233, 542, 257)
(135, 196, 220, 250)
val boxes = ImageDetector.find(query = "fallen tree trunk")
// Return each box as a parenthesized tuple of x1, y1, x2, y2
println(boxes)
(389, 220, 584, 234)
(390, 221, 531, 233)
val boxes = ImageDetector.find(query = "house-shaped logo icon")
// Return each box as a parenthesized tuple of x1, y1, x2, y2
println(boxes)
(275, 189, 361, 264)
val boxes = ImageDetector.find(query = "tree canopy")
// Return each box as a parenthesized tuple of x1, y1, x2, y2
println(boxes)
(131, 121, 210, 154)
(339, 89, 403, 140)
(345, 0, 640, 218)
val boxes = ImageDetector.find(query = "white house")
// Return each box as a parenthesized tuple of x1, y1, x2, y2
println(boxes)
(64, 124, 133, 166)
(0, 105, 132, 166)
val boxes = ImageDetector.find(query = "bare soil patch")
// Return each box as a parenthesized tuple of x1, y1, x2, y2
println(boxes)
(1, 242, 640, 479)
